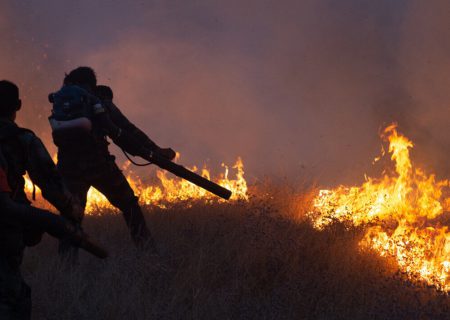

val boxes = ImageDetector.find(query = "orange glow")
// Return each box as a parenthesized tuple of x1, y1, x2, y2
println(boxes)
(309, 124, 450, 292)
(25, 157, 248, 213)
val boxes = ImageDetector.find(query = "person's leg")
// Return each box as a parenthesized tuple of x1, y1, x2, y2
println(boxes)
(61, 175, 90, 215)
(57, 174, 90, 261)
(15, 279, 31, 320)
(0, 259, 31, 320)
(91, 162, 154, 249)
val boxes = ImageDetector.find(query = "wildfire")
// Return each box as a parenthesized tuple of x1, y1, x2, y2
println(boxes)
(309, 124, 450, 292)
(25, 157, 248, 213)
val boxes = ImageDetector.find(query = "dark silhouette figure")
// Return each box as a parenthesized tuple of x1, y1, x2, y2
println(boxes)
(50, 67, 175, 255)
(0, 80, 84, 319)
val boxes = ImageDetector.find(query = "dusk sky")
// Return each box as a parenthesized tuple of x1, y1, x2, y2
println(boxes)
(1, 0, 450, 185)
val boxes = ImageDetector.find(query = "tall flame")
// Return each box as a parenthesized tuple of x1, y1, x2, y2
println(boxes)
(25, 157, 248, 213)
(309, 124, 450, 291)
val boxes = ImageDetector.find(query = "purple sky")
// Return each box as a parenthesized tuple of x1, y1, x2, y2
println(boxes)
(1, 0, 450, 186)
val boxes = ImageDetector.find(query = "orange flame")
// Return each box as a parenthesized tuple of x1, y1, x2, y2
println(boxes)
(25, 157, 248, 213)
(309, 124, 450, 291)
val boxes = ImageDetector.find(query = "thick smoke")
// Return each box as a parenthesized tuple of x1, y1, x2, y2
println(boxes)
(1, 0, 448, 185)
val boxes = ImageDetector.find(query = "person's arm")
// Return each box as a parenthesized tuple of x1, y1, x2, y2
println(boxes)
(0, 193, 67, 239)
(106, 101, 160, 151)
(94, 109, 146, 156)
(22, 133, 81, 222)
(93, 102, 175, 160)
(0, 193, 108, 258)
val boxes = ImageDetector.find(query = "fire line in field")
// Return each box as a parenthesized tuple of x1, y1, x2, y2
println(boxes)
(25, 157, 248, 212)
(309, 124, 450, 292)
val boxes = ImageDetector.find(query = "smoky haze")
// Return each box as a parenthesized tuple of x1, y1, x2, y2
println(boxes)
(1, 0, 449, 186)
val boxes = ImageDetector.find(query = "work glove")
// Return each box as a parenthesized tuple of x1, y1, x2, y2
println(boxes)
(62, 218, 85, 245)
(157, 147, 176, 161)
(60, 196, 84, 224)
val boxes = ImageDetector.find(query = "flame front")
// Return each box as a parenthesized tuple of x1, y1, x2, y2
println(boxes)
(309, 124, 450, 291)
(26, 157, 248, 213)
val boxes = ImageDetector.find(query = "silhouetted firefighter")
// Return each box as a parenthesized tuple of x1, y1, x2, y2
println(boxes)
(50, 67, 232, 258)
(0, 80, 106, 320)
(49, 66, 177, 256)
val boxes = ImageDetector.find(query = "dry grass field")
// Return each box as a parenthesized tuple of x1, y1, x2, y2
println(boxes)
(22, 187, 449, 320)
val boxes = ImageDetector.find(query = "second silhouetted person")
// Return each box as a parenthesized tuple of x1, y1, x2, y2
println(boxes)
(49, 67, 176, 256)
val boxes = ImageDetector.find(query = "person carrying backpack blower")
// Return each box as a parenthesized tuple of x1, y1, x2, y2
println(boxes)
(49, 67, 176, 257)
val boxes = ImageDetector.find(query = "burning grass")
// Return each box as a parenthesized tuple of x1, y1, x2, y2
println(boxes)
(22, 188, 449, 320)
(20, 127, 450, 319)
(25, 157, 248, 212)
(309, 124, 450, 292)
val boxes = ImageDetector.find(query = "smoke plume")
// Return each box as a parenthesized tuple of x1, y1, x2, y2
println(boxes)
(1, 0, 449, 185)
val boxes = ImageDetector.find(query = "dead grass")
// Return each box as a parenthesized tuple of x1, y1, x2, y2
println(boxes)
(22, 188, 449, 320)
